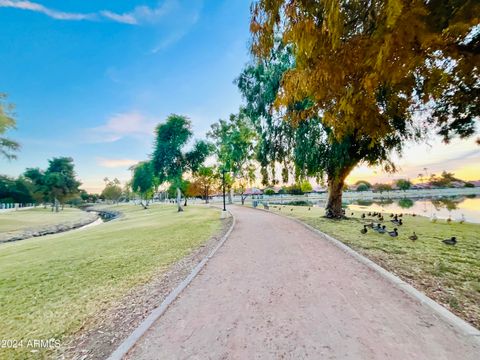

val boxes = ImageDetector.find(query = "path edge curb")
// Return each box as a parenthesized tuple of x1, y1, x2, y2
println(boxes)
(253, 206, 480, 340)
(106, 209, 236, 360)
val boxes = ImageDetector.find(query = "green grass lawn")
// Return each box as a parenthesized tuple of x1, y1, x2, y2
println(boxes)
(269, 204, 480, 329)
(0, 207, 92, 234)
(0, 204, 221, 359)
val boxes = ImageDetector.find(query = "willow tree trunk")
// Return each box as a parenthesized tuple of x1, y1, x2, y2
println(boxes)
(176, 187, 184, 212)
(325, 175, 346, 218)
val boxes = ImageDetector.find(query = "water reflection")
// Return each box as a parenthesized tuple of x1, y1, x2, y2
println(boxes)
(344, 195, 480, 224)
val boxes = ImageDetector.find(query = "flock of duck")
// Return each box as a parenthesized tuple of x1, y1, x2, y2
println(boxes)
(357, 211, 457, 245)
(270, 206, 459, 246)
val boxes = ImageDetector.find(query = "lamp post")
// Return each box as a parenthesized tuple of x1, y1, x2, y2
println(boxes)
(222, 167, 226, 212)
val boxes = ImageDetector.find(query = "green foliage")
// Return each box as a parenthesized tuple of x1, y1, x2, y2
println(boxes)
(131, 162, 157, 202)
(429, 171, 462, 188)
(208, 111, 257, 189)
(356, 184, 370, 192)
(248, 0, 479, 216)
(0, 94, 20, 160)
(101, 178, 123, 203)
(374, 183, 393, 193)
(355, 180, 372, 188)
(285, 184, 304, 195)
(152, 114, 211, 193)
(250, 0, 479, 143)
(0, 176, 34, 204)
(237, 44, 400, 216)
(24, 157, 81, 208)
(264, 188, 276, 195)
(396, 179, 412, 191)
(300, 180, 313, 193)
(398, 198, 415, 209)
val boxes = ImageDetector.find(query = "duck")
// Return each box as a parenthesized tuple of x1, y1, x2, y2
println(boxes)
(361, 213, 366, 219)
(389, 213, 394, 218)
(409, 232, 418, 241)
(378, 216, 384, 222)
(366, 222, 375, 228)
(308, 207, 311, 211)
(368, 212, 372, 216)
(398, 213, 403, 218)
(447, 216, 452, 224)
(360, 225, 368, 234)
(388, 228, 398, 237)
(376, 225, 387, 234)
(412, 213, 417, 217)
(392, 219, 403, 226)
(290, 208, 294, 212)
(442, 237, 457, 245)
(351, 212, 354, 216)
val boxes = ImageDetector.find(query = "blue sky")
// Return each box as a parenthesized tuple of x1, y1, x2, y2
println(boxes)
(1, 0, 479, 192)
(0, 0, 250, 191)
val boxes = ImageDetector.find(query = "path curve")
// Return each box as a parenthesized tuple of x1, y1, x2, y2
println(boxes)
(127, 205, 479, 359)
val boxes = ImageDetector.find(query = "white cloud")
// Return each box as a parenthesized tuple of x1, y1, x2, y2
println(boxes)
(86, 111, 157, 143)
(100, 10, 137, 25)
(0, 0, 183, 25)
(0, 0, 96, 20)
(97, 158, 139, 168)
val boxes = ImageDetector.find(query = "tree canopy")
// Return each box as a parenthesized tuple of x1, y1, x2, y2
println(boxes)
(101, 177, 123, 203)
(208, 111, 257, 204)
(131, 161, 157, 208)
(24, 157, 81, 211)
(251, 0, 479, 142)
(151, 114, 211, 211)
(248, 0, 479, 217)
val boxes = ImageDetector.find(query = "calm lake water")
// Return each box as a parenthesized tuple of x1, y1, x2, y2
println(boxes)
(343, 195, 480, 224)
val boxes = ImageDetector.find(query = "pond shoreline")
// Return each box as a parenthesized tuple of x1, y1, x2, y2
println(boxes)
(0, 208, 121, 244)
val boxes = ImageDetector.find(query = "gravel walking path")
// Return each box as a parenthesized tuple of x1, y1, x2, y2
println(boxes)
(127, 205, 479, 359)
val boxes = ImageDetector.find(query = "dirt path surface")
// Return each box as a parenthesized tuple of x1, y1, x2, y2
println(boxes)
(127, 205, 479, 360)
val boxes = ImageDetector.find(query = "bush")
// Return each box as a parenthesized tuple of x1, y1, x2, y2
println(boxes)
(264, 188, 276, 195)
(356, 184, 369, 192)
(286, 184, 304, 195)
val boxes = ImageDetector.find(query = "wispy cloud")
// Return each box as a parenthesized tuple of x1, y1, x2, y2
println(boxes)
(86, 111, 157, 143)
(0, 0, 181, 25)
(99, 10, 137, 25)
(0, 0, 95, 20)
(97, 158, 139, 168)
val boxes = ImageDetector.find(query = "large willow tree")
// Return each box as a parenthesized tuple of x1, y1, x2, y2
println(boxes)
(250, 0, 479, 217)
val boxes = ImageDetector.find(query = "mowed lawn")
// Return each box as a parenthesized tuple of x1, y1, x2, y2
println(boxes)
(0, 204, 221, 359)
(0, 207, 92, 234)
(269, 205, 480, 329)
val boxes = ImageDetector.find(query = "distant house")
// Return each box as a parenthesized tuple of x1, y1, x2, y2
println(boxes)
(243, 187, 263, 195)
(412, 183, 432, 190)
(312, 185, 327, 193)
(450, 181, 466, 188)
